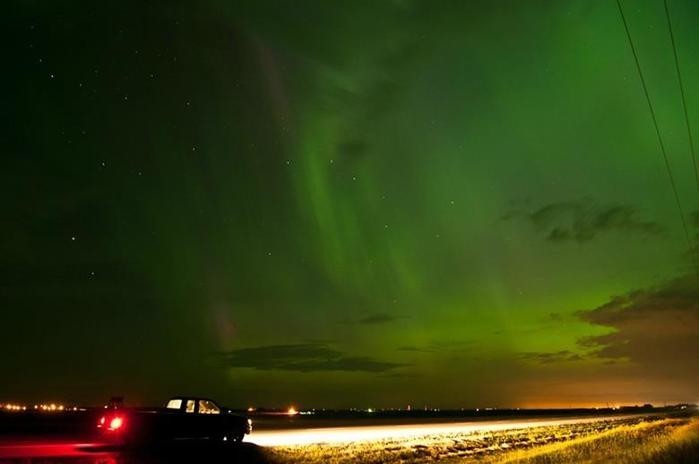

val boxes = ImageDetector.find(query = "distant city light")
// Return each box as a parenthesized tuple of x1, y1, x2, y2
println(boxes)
(287, 406, 298, 416)
(1, 401, 75, 413)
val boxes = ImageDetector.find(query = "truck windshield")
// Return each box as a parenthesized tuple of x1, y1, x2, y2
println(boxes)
(198, 400, 220, 414)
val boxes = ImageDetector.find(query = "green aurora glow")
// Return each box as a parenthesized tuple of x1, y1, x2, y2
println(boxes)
(3, 0, 699, 408)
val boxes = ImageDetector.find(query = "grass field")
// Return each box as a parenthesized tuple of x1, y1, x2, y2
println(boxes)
(265, 416, 699, 463)
(493, 417, 699, 464)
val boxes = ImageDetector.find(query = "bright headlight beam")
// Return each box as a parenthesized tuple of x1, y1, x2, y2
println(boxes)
(250, 414, 647, 447)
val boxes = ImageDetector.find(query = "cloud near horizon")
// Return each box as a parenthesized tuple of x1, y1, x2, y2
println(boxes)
(337, 312, 406, 325)
(220, 343, 408, 373)
(577, 274, 699, 381)
(357, 313, 404, 324)
(518, 350, 584, 364)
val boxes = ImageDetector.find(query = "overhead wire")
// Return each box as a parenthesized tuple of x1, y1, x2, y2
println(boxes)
(615, 0, 694, 255)
(663, 0, 699, 193)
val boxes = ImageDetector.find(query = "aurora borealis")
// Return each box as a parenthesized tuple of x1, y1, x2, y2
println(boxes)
(4, 0, 699, 409)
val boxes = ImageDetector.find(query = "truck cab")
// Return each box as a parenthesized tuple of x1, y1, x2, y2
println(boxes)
(97, 397, 251, 446)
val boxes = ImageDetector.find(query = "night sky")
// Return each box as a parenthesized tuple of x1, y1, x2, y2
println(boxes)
(4, 0, 699, 409)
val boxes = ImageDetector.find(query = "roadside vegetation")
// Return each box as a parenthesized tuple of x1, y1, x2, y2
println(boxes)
(493, 417, 699, 464)
(266, 416, 699, 464)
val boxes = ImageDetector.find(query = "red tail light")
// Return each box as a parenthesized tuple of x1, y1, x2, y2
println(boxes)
(109, 416, 123, 430)
(97, 414, 125, 431)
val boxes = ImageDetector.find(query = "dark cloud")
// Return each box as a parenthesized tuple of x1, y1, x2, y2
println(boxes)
(336, 140, 368, 160)
(397, 345, 433, 353)
(220, 343, 407, 373)
(691, 210, 699, 229)
(396, 339, 477, 354)
(518, 350, 583, 364)
(380, 372, 419, 379)
(547, 312, 564, 322)
(577, 274, 699, 379)
(506, 199, 663, 243)
(339, 313, 405, 325)
(357, 313, 403, 325)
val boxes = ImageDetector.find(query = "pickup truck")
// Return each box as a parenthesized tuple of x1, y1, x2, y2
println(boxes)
(97, 397, 252, 446)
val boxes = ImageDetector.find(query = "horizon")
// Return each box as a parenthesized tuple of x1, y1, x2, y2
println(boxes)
(0, 398, 695, 412)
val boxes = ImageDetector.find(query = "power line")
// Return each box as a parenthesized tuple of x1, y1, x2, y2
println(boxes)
(663, 0, 699, 193)
(615, 0, 693, 252)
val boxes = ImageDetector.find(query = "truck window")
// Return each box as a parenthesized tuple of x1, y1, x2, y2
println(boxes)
(166, 399, 182, 410)
(185, 400, 195, 413)
(198, 400, 220, 415)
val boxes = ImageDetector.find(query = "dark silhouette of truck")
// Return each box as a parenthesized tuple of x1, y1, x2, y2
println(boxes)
(97, 397, 252, 446)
